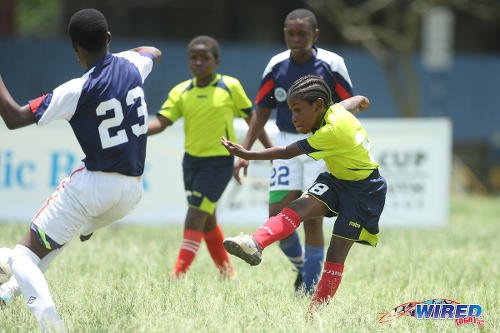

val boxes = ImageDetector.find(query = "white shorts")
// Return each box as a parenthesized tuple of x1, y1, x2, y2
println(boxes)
(32, 166, 143, 247)
(270, 131, 327, 192)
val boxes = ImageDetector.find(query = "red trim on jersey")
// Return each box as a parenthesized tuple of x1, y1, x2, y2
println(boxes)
(255, 79, 275, 105)
(32, 167, 86, 222)
(334, 79, 352, 100)
(28, 94, 48, 114)
(139, 50, 154, 55)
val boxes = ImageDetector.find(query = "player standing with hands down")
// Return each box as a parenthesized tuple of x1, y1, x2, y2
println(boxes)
(0, 8, 161, 331)
(234, 8, 353, 294)
(148, 36, 272, 279)
(222, 75, 387, 317)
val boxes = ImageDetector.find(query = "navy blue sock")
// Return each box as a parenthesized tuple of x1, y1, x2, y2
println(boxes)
(303, 244, 324, 294)
(278, 231, 304, 275)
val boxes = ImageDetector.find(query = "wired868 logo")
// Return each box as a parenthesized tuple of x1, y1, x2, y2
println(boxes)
(378, 299, 484, 327)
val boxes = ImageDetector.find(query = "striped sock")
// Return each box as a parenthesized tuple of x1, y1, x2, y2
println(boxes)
(278, 231, 304, 275)
(303, 244, 324, 294)
(171, 229, 203, 278)
(253, 208, 302, 249)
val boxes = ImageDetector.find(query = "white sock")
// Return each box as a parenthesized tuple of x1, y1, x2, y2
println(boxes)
(0, 245, 65, 303)
(10, 245, 66, 332)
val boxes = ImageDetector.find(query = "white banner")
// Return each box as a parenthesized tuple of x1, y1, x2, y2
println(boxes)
(0, 117, 451, 228)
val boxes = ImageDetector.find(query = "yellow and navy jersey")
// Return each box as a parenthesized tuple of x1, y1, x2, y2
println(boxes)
(296, 104, 379, 181)
(158, 74, 252, 157)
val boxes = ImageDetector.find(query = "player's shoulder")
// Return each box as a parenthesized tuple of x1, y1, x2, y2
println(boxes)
(170, 79, 194, 95)
(220, 74, 243, 88)
(316, 47, 345, 65)
(262, 50, 291, 77)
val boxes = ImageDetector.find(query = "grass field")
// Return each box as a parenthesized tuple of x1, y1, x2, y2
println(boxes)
(0, 195, 498, 332)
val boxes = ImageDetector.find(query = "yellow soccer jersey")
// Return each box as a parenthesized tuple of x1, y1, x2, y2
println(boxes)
(296, 104, 379, 181)
(158, 74, 252, 157)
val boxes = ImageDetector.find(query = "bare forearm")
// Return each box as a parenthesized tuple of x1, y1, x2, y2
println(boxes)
(339, 95, 370, 114)
(0, 75, 35, 129)
(147, 115, 171, 136)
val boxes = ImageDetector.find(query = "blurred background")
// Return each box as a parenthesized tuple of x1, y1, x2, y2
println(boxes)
(1, 0, 499, 194)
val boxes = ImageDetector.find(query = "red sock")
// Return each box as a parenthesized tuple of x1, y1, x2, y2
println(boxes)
(308, 261, 344, 314)
(172, 229, 203, 278)
(252, 207, 301, 249)
(204, 223, 235, 278)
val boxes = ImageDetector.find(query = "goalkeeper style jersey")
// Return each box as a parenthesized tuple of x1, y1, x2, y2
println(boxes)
(296, 104, 379, 181)
(158, 74, 252, 157)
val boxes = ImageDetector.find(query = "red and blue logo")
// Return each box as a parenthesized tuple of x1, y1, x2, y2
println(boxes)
(378, 298, 484, 327)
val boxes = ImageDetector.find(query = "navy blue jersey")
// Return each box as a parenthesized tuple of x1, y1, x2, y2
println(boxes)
(28, 51, 154, 176)
(255, 46, 353, 133)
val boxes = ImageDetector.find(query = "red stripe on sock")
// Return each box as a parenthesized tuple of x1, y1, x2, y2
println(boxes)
(172, 229, 203, 278)
(253, 207, 301, 249)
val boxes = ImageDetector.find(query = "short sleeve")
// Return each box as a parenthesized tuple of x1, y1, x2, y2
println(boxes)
(29, 75, 87, 126)
(226, 77, 252, 118)
(301, 124, 337, 160)
(115, 51, 154, 82)
(157, 86, 183, 123)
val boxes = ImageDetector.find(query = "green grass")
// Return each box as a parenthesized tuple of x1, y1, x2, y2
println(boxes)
(0, 195, 498, 332)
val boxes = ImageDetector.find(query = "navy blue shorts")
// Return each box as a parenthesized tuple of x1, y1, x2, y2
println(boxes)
(182, 153, 234, 214)
(305, 169, 387, 247)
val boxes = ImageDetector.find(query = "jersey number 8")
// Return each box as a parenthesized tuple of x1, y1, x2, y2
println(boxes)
(96, 86, 148, 149)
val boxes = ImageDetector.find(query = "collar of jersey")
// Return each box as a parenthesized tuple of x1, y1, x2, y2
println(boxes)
(192, 73, 220, 88)
(84, 53, 113, 73)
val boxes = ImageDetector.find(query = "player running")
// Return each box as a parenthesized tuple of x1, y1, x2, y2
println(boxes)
(233, 8, 353, 294)
(148, 36, 271, 279)
(0, 8, 161, 331)
(222, 75, 386, 318)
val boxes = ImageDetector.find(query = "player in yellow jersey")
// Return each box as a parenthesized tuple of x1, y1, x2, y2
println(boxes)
(221, 75, 387, 317)
(148, 36, 271, 279)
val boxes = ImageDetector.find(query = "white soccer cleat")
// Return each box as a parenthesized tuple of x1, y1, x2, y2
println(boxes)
(223, 233, 262, 266)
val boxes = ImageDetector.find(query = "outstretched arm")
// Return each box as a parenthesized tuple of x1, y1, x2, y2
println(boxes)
(221, 137, 302, 161)
(244, 113, 273, 149)
(131, 46, 162, 64)
(339, 95, 370, 114)
(148, 114, 172, 136)
(0, 74, 35, 129)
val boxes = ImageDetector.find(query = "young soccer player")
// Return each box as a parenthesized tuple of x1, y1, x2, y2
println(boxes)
(0, 8, 161, 330)
(233, 8, 354, 294)
(221, 75, 387, 316)
(148, 36, 271, 279)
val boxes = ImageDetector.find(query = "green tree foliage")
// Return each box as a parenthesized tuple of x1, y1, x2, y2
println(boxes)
(15, 0, 61, 36)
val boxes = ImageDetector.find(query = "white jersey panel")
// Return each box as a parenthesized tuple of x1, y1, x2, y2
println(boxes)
(316, 48, 353, 88)
(115, 51, 154, 82)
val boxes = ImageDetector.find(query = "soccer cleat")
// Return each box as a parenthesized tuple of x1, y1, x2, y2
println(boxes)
(0, 287, 11, 307)
(223, 234, 262, 266)
(294, 271, 304, 294)
(79, 233, 93, 242)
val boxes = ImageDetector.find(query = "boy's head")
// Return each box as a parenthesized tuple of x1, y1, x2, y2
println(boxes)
(287, 75, 332, 133)
(68, 8, 109, 53)
(283, 9, 319, 59)
(188, 36, 220, 83)
(284, 9, 318, 31)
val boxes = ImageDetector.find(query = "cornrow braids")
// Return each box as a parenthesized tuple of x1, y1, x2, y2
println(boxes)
(288, 75, 333, 108)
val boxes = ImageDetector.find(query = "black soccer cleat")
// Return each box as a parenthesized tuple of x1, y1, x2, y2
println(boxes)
(79, 233, 93, 242)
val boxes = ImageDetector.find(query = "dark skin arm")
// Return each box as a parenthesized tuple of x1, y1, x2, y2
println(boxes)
(234, 106, 273, 184)
(221, 136, 302, 160)
(147, 114, 173, 136)
(244, 113, 273, 149)
(340, 95, 370, 114)
(130, 46, 162, 64)
(0, 74, 36, 129)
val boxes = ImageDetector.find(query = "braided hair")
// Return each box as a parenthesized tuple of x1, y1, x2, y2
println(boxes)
(287, 75, 333, 109)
